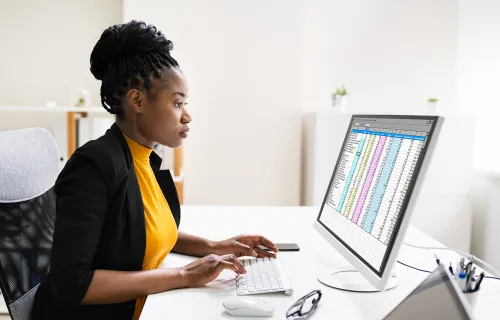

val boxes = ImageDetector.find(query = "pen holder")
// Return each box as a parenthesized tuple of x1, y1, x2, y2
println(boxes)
(463, 290, 479, 309)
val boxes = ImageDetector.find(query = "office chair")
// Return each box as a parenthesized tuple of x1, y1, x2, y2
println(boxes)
(0, 128, 59, 320)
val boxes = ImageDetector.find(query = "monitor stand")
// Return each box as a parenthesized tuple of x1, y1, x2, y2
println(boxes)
(318, 267, 398, 292)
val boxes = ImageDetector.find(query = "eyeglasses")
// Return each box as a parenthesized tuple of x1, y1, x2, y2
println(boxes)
(286, 290, 322, 319)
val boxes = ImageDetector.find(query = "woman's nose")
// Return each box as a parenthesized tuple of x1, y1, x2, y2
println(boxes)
(182, 110, 192, 124)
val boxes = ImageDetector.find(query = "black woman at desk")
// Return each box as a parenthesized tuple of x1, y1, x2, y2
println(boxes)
(32, 20, 278, 320)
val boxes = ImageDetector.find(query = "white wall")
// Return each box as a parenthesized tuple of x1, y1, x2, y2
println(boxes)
(471, 175, 500, 270)
(457, 0, 500, 172)
(125, 0, 458, 206)
(0, 0, 122, 133)
(124, 0, 303, 205)
(301, 0, 458, 114)
(458, 0, 500, 269)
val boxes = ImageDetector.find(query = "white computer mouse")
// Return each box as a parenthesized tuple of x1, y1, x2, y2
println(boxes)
(223, 297, 275, 317)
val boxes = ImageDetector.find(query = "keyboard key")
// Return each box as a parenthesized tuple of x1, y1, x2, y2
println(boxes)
(236, 258, 291, 295)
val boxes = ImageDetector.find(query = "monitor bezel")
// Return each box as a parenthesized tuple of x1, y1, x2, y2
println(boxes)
(313, 114, 443, 291)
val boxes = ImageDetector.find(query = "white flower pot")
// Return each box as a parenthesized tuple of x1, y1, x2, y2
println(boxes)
(332, 94, 349, 112)
(339, 95, 349, 112)
(72, 88, 91, 107)
(427, 101, 438, 114)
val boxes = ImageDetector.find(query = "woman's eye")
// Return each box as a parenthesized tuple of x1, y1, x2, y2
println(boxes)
(175, 101, 182, 108)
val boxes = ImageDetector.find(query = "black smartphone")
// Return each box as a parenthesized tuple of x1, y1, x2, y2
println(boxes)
(261, 243, 300, 252)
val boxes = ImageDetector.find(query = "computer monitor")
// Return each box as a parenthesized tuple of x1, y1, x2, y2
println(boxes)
(313, 115, 443, 292)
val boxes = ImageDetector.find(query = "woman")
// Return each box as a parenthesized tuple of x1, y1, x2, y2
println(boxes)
(32, 20, 278, 320)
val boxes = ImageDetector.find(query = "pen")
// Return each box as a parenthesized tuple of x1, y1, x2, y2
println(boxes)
(465, 262, 472, 277)
(475, 272, 485, 291)
(467, 266, 476, 284)
(449, 262, 454, 276)
(465, 267, 475, 292)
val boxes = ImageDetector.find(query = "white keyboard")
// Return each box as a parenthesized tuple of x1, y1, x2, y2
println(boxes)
(236, 257, 294, 296)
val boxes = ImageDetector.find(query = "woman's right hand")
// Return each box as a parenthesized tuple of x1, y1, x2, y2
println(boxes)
(180, 254, 246, 288)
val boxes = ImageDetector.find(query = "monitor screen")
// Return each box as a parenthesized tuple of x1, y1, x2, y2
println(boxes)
(317, 115, 438, 276)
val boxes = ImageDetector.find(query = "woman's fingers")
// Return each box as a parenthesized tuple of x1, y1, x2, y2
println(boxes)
(254, 246, 277, 258)
(234, 242, 258, 258)
(218, 260, 240, 274)
(258, 236, 278, 253)
(221, 254, 246, 274)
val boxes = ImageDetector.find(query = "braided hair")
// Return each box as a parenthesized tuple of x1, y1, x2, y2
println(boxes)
(90, 20, 179, 119)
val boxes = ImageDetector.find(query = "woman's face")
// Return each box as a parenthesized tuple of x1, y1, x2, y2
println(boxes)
(132, 68, 191, 148)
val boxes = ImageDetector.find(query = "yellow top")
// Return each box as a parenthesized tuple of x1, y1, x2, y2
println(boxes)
(123, 135, 179, 320)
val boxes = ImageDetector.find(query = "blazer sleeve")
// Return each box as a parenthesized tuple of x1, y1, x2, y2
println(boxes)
(47, 150, 109, 307)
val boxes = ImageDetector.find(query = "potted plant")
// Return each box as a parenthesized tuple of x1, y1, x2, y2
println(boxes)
(73, 88, 90, 107)
(427, 97, 438, 114)
(332, 85, 349, 112)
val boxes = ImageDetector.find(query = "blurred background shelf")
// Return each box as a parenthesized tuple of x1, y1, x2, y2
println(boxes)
(0, 106, 106, 112)
(0, 106, 185, 204)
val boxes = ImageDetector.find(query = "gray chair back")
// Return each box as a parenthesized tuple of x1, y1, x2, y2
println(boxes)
(0, 128, 59, 320)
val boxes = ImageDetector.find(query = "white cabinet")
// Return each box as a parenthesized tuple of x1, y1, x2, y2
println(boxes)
(303, 111, 352, 206)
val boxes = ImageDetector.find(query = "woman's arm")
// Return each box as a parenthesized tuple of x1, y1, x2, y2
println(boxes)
(172, 231, 217, 257)
(173, 232, 277, 258)
(82, 268, 186, 305)
(83, 253, 246, 304)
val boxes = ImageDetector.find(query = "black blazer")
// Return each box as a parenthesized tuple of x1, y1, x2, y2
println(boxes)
(32, 124, 181, 320)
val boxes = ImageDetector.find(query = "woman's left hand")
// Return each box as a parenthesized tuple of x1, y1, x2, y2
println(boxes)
(214, 235, 279, 258)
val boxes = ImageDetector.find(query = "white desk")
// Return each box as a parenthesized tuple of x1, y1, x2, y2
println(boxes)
(141, 206, 500, 319)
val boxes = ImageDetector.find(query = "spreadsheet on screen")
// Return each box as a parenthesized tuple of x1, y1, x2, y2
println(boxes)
(318, 117, 434, 272)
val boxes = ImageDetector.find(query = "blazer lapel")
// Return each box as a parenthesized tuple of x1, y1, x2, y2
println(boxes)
(150, 152, 181, 228)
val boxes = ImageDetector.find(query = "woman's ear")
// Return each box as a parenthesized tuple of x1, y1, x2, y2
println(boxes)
(126, 88, 144, 114)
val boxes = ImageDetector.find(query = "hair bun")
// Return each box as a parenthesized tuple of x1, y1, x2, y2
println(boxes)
(90, 20, 174, 81)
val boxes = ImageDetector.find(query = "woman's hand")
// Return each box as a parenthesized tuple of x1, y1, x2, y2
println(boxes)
(214, 235, 279, 258)
(180, 254, 246, 288)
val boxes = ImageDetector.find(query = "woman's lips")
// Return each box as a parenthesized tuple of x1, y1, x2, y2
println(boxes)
(180, 127, 190, 138)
